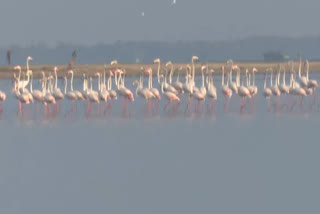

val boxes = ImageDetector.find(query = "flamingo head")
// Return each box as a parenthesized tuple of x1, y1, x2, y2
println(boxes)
(67, 70, 73, 75)
(252, 67, 258, 73)
(94, 72, 100, 77)
(110, 60, 118, 66)
(201, 65, 207, 71)
(132, 80, 139, 86)
(114, 69, 123, 74)
(153, 58, 160, 64)
(192, 56, 199, 62)
(54, 66, 58, 72)
(27, 56, 33, 61)
(231, 65, 239, 70)
(144, 68, 152, 74)
(227, 59, 233, 65)
(14, 65, 21, 70)
(165, 61, 172, 67)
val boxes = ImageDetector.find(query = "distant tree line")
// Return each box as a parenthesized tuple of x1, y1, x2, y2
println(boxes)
(1, 36, 320, 65)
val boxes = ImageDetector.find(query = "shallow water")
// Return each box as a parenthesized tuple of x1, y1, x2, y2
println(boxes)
(0, 74, 319, 213)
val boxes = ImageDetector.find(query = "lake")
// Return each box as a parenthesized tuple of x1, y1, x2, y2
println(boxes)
(0, 73, 319, 213)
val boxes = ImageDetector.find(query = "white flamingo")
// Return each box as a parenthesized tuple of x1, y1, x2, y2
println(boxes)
(52, 67, 64, 101)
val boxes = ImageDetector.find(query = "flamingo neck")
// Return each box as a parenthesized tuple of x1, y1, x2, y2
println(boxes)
(30, 74, 33, 92)
(177, 69, 181, 82)
(18, 68, 22, 82)
(306, 62, 309, 81)
(264, 73, 267, 89)
(161, 81, 164, 93)
(221, 67, 224, 86)
(298, 58, 302, 77)
(64, 78, 67, 94)
(201, 70, 205, 88)
(55, 70, 58, 89)
(246, 71, 249, 86)
(169, 65, 173, 84)
(149, 70, 153, 88)
(157, 63, 161, 84)
(83, 76, 86, 91)
(103, 70, 106, 89)
(26, 59, 30, 72)
(97, 75, 101, 91)
(108, 75, 111, 90)
(70, 72, 74, 91)
(117, 74, 121, 89)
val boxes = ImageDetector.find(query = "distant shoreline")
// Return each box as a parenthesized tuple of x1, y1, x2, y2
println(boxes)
(0, 61, 318, 79)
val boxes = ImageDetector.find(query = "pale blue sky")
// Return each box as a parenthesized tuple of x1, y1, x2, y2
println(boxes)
(0, 0, 319, 47)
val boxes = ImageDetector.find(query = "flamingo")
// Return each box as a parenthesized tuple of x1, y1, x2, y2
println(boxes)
(160, 75, 180, 112)
(297, 58, 308, 88)
(250, 68, 259, 97)
(278, 66, 290, 95)
(132, 71, 155, 113)
(144, 67, 161, 100)
(20, 70, 33, 103)
(44, 75, 56, 106)
(14, 77, 31, 114)
(207, 69, 217, 113)
(192, 65, 207, 113)
(107, 70, 117, 100)
(270, 69, 281, 96)
(171, 66, 184, 93)
(0, 77, 6, 114)
(207, 69, 217, 100)
(305, 60, 318, 89)
(263, 70, 273, 99)
(115, 69, 134, 101)
(13, 65, 32, 91)
(115, 69, 134, 116)
(164, 62, 178, 94)
(64, 71, 78, 114)
(191, 56, 199, 89)
(29, 70, 44, 102)
(52, 67, 64, 101)
(228, 61, 238, 94)
(94, 72, 109, 102)
(81, 73, 89, 99)
(221, 66, 232, 98)
(182, 65, 193, 95)
(68, 70, 84, 100)
(153, 58, 161, 84)
(238, 69, 252, 112)
(87, 77, 100, 104)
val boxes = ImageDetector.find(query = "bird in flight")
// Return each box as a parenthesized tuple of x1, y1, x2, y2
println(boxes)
(171, 0, 176, 5)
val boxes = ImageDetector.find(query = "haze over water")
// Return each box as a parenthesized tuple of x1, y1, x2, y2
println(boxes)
(0, 74, 319, 213)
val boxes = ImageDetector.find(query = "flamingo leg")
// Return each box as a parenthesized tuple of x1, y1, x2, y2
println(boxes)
(0, 102, 3, 115)
(223, 96, 228, 112)
(164, 101, 170, 112)
(240, 97, 245, 113)
(184, 96, 192, 115)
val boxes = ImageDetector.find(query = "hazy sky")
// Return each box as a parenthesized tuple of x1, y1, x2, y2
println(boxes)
(1, 0, 319, 47)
